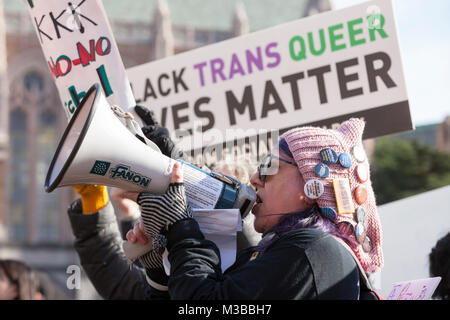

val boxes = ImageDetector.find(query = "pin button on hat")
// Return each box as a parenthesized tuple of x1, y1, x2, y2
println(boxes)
(356, 206, 366, 223)
(362, 236, 373, 253)
(315, 163, 330, 178)
(319, 148, 338, 164)
(304, 179, 324, 199)
(356, 164, 369, 183)
(320, 207, 337, 221)
(355, 185, 368, 205)
(352, 145, 366, 163)
(355, 223, 366, 244)
(337, 222, 354, 238)
(338, 153, 352, 168)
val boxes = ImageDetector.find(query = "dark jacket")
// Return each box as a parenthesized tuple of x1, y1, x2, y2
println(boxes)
(68, 199, 367, 300)
(67, 199, 166, 300)
(166, 218, 361, 300)
(67, 198, 263, 300)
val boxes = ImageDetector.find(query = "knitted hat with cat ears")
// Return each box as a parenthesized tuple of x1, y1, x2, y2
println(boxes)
(281, 119, 383, 273)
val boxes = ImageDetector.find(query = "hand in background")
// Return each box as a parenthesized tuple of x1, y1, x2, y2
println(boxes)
(126, 219, 169, 291)
(110, 188, 140, 220)
(126, 219, 149, 245)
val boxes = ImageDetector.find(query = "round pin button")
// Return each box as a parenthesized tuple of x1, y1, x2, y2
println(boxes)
(321, 207, 337, 221)
(338, 153, 352, 168)
(304, 179, 324, 199)
(355, 223, 366, 244)
(352, 145, 366, 163)
(356, 164, 369, 183)
(355, 185, 368, 205)
(356, 206, 366, 223)
(319, 148, 338, 164)
(337, 222, 354, 238)
(362, 236, 372, 253)
(315, 163, 330, 178)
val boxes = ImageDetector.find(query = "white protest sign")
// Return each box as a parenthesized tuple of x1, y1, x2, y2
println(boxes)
(127, 0, 412, 153)
(163, 208, 241, 274)
(24, 0, 135, 120)
(386, 277, 442, 300)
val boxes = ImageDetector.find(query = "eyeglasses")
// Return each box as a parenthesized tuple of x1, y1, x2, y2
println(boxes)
(257, 154, 296, 182)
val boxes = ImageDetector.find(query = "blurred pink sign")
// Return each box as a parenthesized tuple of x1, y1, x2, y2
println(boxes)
(386, 277, 442, 300)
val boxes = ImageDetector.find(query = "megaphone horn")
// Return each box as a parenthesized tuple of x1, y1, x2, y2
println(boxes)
(45, 83, 174, 193)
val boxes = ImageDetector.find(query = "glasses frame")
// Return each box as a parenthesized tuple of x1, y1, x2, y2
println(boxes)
(257, 154, 296, 182)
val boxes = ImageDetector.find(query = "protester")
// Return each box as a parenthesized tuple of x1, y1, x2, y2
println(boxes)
(68, 185, 159, 299)
(66, 107, 184, 299)
(429, 232, 450, 300)
(126, 118, 383, 299)
(65, 106, 260, 299)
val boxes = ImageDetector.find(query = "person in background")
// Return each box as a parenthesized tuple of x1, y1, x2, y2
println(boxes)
(0, 259, 40, 300)
(429, 232, 450, 300)
(68, 184, 159, 299)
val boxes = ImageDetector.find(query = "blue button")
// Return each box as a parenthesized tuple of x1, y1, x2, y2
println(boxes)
(321, 207, 337, 221)
(315, 163, 330, 178)
(319, 148, 338, 164)
(339, 153, 352, 168)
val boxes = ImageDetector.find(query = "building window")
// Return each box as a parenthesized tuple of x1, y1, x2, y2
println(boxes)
(24, 71, 44, 92)
(8, 109, 28, 242)
(37, 109, 59, 242)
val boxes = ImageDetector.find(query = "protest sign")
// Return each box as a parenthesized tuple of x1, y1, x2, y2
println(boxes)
(127, 0, 412, 157)
(386, 277, 442, 300)
(24, 0, 135, 120)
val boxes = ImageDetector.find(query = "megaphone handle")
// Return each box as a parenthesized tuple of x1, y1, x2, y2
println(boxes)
(122, 240, 153, 262)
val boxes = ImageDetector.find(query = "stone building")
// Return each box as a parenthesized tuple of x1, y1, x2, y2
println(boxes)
(0, 0, 332, 299)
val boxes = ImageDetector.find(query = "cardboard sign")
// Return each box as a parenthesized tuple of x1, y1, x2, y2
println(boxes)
(127, 0, 412, 152)
(24, 0, 135, 120)
(386, 277, 442, 300)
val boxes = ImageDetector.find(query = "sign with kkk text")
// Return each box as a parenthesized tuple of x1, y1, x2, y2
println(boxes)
(127, 0, 412, 152)
(24, 0, 135, 120)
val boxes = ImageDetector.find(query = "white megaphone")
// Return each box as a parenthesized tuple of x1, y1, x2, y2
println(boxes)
(45, 83, 256, 259)
(45, 83, 174, 194)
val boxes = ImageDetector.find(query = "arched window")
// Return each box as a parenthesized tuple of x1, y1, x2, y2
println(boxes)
(37, 109, 59, 242)
(23, 71, 45, 92)
(8, 109, 28, 242)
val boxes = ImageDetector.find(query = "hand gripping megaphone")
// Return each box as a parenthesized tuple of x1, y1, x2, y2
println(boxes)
(45, 83, 256, 259)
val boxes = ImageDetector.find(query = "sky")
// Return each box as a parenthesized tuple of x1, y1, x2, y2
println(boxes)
(332, 0, 450, 126)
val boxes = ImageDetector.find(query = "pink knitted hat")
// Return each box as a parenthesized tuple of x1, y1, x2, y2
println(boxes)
(281, 118, 383, 274)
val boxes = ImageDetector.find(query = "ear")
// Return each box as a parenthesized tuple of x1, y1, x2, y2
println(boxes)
(299, 193, 315, 206)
